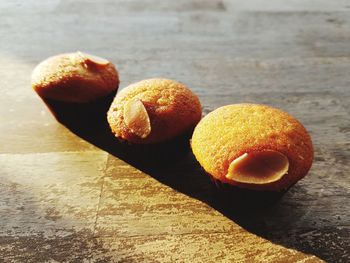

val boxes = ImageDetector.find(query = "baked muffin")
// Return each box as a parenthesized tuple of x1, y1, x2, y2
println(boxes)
(191, 104, 313, 192)
(107, 78, 202, 144)
(31, 51, 119, 126)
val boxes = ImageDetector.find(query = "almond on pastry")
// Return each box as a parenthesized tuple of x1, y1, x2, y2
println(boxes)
(107, 78, 202, 144)
(31, 52, 119, 124)
(191, 104, 313, 192)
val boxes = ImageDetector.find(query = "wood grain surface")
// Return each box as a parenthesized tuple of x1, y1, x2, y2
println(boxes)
(0, 0, 349, 262)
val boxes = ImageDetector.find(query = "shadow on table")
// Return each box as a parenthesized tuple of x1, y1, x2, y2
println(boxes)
(63, 118, 336, 262)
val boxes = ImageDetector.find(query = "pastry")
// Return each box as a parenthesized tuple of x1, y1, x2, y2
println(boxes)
(107, 78, 202, 144)
(191, 104, 313, 191)
(31, 51, 119, 126)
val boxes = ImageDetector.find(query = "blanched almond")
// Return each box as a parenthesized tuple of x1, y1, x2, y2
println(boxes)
(226, 150, 289, 184)
(123, 99, 151, 138)
(77, 51, 110, 66)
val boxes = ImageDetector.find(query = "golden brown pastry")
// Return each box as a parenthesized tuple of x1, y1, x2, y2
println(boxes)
(107, 78, 202, 144)
(31, 51, 119, 125)
(191, 104, 313, 191)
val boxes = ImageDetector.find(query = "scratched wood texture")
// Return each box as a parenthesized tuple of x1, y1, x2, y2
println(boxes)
(0, 0, 349, 262)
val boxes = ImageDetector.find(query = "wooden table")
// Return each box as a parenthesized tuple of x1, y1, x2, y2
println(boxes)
(1, 1, 349, 262)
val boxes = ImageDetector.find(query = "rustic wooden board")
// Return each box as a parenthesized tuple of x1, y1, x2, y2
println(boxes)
(0, 0, 349, 262)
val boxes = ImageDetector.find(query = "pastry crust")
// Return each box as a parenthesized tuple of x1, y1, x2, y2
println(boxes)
(107, 78, 202, 144)
(191, 104, 313, 191)
(31, 52, 119, 103)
